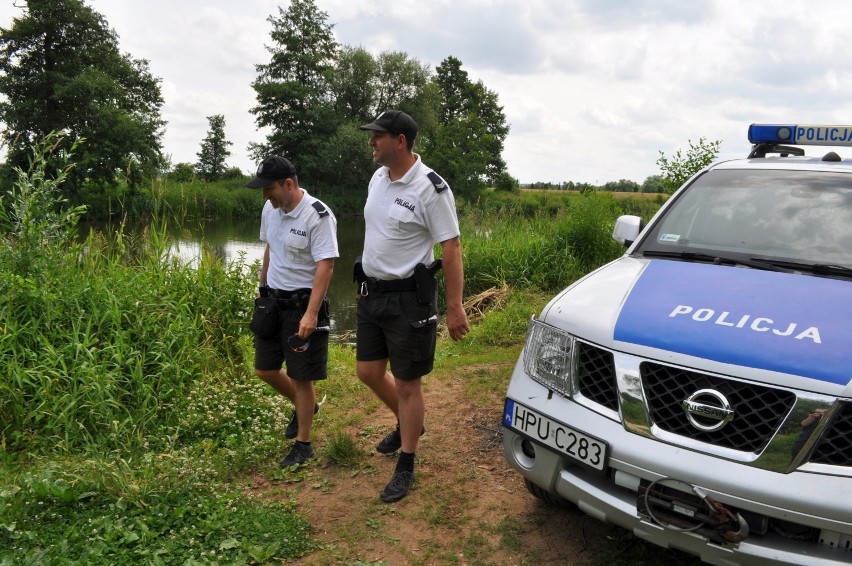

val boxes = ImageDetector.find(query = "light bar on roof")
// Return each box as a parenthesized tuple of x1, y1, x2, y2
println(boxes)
(749, 124, 852, 146)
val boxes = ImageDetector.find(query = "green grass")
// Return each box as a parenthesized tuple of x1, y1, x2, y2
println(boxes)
(1, 464, 315, 564)
(323, 429, 370, 468)
(1, 135, 670, 564)
(458, 191, 630, 297)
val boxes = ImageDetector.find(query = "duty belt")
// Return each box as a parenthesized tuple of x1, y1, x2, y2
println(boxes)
(360, 276, 416, 296)
(268, 288, 311, 310)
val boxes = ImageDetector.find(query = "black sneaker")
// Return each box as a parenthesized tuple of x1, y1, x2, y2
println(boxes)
(380, 470, 415, 503)
(375, 424, 426, 454)
(279, 442, 314, 468)
(284, 403, 319, 440)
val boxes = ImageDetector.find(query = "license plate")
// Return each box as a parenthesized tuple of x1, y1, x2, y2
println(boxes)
(503, 398, 607, 471)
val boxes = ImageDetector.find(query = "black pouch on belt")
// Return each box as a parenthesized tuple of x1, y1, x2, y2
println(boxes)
(353, 256, 368, 296)
(249, 296, 281, 338)
(414, 259, 443, 306)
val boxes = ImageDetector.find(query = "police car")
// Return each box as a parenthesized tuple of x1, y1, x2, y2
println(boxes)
(502, 124, 852, 565)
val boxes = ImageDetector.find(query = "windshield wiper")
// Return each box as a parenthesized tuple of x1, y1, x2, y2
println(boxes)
(640, 250, 789, 272)
(748, 258, 852, 278)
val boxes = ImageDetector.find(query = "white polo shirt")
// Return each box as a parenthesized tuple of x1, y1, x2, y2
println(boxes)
(362, 155, 460, 280)
(260, 189, 339, 291)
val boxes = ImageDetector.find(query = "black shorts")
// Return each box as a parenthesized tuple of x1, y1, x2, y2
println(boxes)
(254, 308, 329, 381)
(356, 289, 437, 381)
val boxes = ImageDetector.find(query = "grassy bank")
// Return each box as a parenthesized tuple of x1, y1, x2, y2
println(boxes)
(1, 138, 665, 563)
(104, 177, 369, 222)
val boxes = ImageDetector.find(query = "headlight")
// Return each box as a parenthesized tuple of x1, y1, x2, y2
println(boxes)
(522, 317, 576, 397)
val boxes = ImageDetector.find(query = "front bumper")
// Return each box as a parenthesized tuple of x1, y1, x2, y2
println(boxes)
(503, 360, 852, 566)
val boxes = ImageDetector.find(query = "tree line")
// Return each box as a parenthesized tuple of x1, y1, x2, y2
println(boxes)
(0, 0, 514, 214)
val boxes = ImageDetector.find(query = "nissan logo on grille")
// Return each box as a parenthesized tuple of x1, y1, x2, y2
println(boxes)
(682, 389, 734, 432)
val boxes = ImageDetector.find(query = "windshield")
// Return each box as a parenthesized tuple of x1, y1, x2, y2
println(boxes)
(637, 169, 852, 269)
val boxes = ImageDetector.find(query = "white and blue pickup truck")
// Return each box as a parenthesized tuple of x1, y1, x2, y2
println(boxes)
(502, 124, 852, 565)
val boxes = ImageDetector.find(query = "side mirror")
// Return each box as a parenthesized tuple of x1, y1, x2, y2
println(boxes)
(612, 215, 641, 246)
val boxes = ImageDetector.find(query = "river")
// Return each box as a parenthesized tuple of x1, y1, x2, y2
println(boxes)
(86, 215, 365, 338)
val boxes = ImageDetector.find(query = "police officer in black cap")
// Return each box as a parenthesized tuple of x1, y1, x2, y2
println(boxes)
(246, 156, 338, 468)
(355, 110, 470, 502)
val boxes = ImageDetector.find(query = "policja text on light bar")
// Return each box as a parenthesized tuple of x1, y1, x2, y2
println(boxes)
(748, 123, 852, 146)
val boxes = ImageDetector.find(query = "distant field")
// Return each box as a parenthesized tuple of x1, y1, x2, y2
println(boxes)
(520, 188, 667, 199)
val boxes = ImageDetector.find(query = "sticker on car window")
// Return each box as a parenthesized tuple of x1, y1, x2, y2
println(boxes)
(659, 233, 681, 243)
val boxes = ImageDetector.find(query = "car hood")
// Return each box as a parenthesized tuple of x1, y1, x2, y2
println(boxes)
(541, 257, 852, 395)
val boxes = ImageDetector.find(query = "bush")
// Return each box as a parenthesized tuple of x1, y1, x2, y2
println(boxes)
(460, 191, 626, 296)
(0, 136, 258, 455)
(168, 162, 196, 183)
(493, 171, 520, 193)
(221, 166, 247, 181)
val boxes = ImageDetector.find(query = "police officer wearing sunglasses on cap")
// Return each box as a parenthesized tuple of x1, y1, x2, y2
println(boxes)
(246, 156, 338, 468)
(356, 110, 470, 503)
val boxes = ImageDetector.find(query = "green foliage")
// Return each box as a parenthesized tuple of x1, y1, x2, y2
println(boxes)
(0, 132, 88, 277)
(0, 463, 316, 564)
(641, 174, 666, 193)
(603, 178, 640, 192)
(329, 46, 379, 121)
(373, 50, 434, 119)
(221, 166, 247, 181)
(157, 177, 260, 220)
(0, 137, 256, 454)
(493, 171, 520, 193)
(323, 430, 369, 468)
(249, 0, 339, 183)
(460, 191, 626, 296)
(420, 56, 510, 198)
(657, 137, 721, 194)
(0, 132, 317, 563)
(314, 121, 375, 195)
(167, 162, 196, 183)
(248, 5, 509, 198)
(0, 0, 165, 196)
(195, 114, 233, 181)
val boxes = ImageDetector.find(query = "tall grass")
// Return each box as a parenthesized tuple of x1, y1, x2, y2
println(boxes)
(0, 137, 665, 563)
(0, 135, 319, 563)
(1, 208, 254, 455)
(460, 191, 629, 295)
(156, 178, 367, 221)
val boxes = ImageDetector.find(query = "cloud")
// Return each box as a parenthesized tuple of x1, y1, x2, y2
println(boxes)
(4, 0, 852, 183)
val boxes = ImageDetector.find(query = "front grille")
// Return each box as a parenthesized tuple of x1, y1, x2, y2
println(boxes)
(641, 362, 796, 452)
(810, 402, 852, 466)
(577, 342, 618, 411)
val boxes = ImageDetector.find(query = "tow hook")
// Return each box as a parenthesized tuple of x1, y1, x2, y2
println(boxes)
(693, 487, 750, 542)
(641, 478, 749, 544)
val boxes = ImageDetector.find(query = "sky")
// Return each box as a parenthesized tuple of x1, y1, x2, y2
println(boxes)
(3, 0, 852, 185)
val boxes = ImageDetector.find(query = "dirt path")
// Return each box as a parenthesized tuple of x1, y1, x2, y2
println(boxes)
(249, 362, 626, 565)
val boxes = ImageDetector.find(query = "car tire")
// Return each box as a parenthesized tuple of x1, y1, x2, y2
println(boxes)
(524, 478, 573, 508)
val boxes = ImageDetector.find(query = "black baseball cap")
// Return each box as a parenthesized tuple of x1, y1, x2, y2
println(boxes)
(360, 110, 418, 142)
(245, 155, 296, 189)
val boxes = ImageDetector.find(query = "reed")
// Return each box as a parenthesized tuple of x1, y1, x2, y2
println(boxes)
(460, 191, 628, 296)
(0, 137, 665, 563)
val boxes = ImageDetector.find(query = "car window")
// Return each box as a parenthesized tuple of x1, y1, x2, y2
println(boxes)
(640, 169, 852, 267)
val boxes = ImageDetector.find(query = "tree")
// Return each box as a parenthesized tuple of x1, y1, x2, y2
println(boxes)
(328, 46, 377, 123)
(168, 162, 196, 183)
(603, 179, 640, 192)
(656, 137, 721, 194)
(0, 0, 165, 196)
(195, 114, 232, 181)
(421, 56, 510, 198)
(493, 171, 520, 193)
(323, 48, 437, 193)
(249, 0, 339, 184)
(373, 51, 433, 119)
(641, 174, 666, 193)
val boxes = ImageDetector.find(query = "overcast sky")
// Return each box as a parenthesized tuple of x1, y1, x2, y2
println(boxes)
(3, 0, 852, 184)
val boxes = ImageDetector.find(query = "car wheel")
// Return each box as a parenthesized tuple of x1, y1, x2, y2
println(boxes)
(524, 478, 573, 508)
